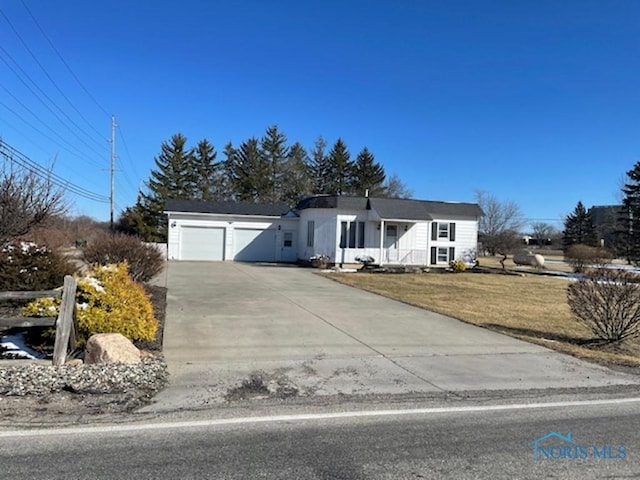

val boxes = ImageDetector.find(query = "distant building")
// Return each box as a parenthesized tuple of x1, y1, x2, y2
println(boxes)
(589, 204, 625, 248)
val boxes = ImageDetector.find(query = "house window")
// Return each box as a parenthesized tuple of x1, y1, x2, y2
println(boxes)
(284, 231, 293, 247)
(307, 221, 314, 247)
(432, 222, 456, 241)
(357, 222, 365, 248)
(340, 221, 348, 248)
(431, 246, 456, 264)
(340, 221, 366, 249)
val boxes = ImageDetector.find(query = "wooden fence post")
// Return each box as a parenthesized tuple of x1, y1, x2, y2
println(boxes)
(52, 275, 77, 367)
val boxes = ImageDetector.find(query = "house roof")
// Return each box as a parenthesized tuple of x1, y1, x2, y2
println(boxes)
(165, 199, 292, 217)
(295, 195, 483, 220)
(294, 195, 369, 211)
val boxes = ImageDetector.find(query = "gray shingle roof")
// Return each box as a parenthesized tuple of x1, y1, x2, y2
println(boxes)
(165, 199, 292, 216)
(295, 195, 482, 220)
(370, 197, 483, 220)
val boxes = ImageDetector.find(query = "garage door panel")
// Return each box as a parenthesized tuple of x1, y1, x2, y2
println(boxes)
(180, 226, 224, 261)
(234, 228, 276, 262)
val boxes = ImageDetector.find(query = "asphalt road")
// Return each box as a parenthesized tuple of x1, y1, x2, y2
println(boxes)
(3, 397, 639, 479)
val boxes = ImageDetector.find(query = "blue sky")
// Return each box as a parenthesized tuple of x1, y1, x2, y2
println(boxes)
(1, 0, 639, 230)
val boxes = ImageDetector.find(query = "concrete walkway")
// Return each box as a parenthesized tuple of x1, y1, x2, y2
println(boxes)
(144, 262, 640, 412)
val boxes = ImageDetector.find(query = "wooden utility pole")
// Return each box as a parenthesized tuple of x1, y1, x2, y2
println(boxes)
(110, 115, 116, 230)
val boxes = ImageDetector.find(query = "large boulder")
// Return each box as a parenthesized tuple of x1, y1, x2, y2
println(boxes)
(513, 251, 545, 267)
(84, 333, 141, 365)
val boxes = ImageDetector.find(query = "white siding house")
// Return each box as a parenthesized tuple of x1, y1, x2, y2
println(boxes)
(165, 195, 483, 266)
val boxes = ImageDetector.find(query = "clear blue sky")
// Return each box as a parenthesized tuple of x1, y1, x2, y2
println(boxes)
(2, 0, 639, 230)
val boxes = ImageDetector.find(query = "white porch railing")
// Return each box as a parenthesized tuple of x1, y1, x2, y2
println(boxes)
(335, 248, 428, 265)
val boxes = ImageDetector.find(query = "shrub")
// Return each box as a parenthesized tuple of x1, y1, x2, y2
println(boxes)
(0, 241, 76, 291)
(23, 262, 158, 345)
(448, 259, 466, 272)
(567, 267, 640, 344)
(82, 233, 164, 283)
(565, 244, 613, 273)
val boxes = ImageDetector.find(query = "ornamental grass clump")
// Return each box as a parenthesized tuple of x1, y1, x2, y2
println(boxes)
(22, 262, 158, 345)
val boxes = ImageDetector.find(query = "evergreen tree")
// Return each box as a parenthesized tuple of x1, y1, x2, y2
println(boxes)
(226, 138, 271, 202)
(191, 139, 220, 202)
(620, 161, 640, 263)
(309, 136, 330, 194)
(136, 133, 194, 241)
(260, 125, 289, 203)
(281, 142, 312, 204)
(326, 138, 353, 195)
(351, 147, 385, 196)
(562, 201, 597, 250)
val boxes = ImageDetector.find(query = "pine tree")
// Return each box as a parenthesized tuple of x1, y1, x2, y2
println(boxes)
(620, 161, 640, 263)
(351, 147, 385, 196)
(136, 133, 195, 241)
(191, 139, 220, 202)
(281, 142, 312, 204)
(562, 201, 597, 250)
(326, 138, 353, 195)
(260, 125, 289, 203)
(226, 138, 271, 202)
(309, 136, 330, 194)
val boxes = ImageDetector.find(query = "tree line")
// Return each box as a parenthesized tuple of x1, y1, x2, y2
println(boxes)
(562, 160, 640, 265)
(118, 126, 412, 241)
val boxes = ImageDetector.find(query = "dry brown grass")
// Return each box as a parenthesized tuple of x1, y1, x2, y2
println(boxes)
(327, 270, 640, 368)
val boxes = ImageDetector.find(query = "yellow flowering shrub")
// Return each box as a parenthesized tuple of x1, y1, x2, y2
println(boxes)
(448, 259, 467, 273)
(22, 262, 158, 345)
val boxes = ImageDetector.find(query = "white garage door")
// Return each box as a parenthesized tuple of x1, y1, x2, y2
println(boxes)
(234, 228, 276, 262)
(180, 226, 225, 261)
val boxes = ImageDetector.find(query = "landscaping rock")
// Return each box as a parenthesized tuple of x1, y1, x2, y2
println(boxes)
(85, 333, 141, 365)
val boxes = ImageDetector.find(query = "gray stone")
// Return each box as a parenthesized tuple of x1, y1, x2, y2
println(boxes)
(84, 333, 141, 365)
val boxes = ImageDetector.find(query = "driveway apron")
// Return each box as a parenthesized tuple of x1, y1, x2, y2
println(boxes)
(145, 262, 640, 411)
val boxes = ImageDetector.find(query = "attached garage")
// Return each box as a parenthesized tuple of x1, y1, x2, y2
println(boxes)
(165, 199, 297, 262)
(180, 226, 225, 261)
(233, 228, 276, 262)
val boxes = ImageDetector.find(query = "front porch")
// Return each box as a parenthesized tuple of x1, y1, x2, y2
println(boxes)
(335, 247, 428, 266)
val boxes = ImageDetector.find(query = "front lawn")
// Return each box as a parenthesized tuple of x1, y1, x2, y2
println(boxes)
(326, 271, 640, 368)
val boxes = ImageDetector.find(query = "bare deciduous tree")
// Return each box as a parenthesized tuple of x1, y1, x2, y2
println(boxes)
(0, 163, 67, 246)
(475, 190, 525, 267)
(530, 222, 556, 246)
(568, 268, 640, 343)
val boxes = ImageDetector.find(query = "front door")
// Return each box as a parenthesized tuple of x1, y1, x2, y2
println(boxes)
(384, 224, 398, 262)
(281, 230, 297, 262)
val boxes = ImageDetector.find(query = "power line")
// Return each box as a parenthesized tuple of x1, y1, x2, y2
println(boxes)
(0, 139, 109, 202)
(0, 8, 107, 149)
(19, 0, 110, 118)
(0, 47, 108, 161)
(0, 81, 104, 168)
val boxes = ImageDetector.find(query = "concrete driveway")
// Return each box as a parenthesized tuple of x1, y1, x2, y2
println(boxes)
(146, 262, 639, 411)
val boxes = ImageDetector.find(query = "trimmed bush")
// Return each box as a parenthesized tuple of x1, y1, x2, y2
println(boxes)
(565, 244, 613, 273)
(82, 233, 164, 283)
(22, 262, 158, 345)
(448, 259, 466, 273)
(0, 241, 76, 291)
(567, 267, 640, 343)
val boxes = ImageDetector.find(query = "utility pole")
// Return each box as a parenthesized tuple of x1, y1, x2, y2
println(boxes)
(110, 115, 117, 231)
